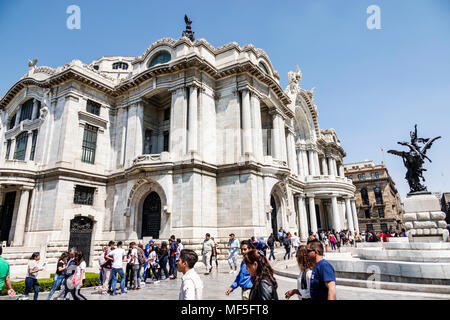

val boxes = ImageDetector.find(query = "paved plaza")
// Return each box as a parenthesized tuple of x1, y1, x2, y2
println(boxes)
(2, 250, 450, 301)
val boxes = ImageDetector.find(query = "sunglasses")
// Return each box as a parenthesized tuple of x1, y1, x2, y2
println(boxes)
(307, 249, 315, 253)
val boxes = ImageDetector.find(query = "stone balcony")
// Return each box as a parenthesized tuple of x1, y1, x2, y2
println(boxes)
(1, 159, 38, 172)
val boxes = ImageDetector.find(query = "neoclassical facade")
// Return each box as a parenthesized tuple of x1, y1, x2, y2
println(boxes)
(0, 36, 356, 264)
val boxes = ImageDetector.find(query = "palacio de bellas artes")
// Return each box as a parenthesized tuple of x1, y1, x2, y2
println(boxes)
(0, 22, 358, 272)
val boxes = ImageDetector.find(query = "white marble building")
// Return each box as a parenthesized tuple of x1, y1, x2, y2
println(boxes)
(0, 36, 356, 264)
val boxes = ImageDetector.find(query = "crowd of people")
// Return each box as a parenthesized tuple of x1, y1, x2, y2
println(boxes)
(6, 226, 406, 301)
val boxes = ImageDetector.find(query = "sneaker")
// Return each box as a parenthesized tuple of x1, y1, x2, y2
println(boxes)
(229, 270, 234, 274)
(102, 292, 109, 296)
(17, 295, 29, 300)
(121, 291, 127, 294)
(154, 280, 160, 284)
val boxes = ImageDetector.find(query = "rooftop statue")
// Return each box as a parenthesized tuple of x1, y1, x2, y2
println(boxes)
(388, 124, 441, 193)
(182, 15, 195, 41)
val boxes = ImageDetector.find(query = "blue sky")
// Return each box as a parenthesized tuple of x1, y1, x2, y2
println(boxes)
(1, 0, 449, 200)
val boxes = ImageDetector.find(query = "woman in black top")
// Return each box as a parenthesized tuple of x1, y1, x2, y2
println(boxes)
(157, 241, 170, 280)
(243, 249, 278, 300)
(46, 252, 69, 300)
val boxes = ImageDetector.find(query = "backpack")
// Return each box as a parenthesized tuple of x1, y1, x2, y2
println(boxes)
(267, 238, 274, 247)
(137, 247, 146, 265)
(283, 237, 290, 247)
(301, 270, 308, 290)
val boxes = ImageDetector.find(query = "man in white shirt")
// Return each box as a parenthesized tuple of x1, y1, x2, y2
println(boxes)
(291, 232, 300, 257)
(106, 241, 127, 295)
(178, 249, 203, 300)
(129, 242, 141, 290)
(201, 233, 215, 274)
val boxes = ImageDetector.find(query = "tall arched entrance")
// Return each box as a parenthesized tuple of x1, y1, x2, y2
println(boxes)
(68, 216, 93, 266)
(142, 191, 161, 238)
(270, 195, 278, 236)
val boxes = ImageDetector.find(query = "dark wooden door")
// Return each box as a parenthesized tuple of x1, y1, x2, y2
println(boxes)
(0, 192, 16, 243)
(142, 192, 161, 238)
(68, 216, 93, 266)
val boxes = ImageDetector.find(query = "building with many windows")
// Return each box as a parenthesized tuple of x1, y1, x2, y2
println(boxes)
(0, 34, 356, 266)
(344, 160, 403, 234)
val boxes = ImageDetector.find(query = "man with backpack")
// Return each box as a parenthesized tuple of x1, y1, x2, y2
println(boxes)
(136, 244, 146, 284)
(267, 234, 276, 261)
(283, 235, 292, 260)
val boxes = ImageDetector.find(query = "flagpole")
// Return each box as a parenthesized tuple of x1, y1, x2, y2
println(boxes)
(381, 147, 385, 164)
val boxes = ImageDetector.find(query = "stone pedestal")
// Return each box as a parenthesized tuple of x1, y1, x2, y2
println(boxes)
(403, 193, 449, 243)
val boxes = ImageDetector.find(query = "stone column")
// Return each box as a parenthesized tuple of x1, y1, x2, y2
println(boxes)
(314, 151, 320, 176)
(327, 157, 334, 176)
(308, 196, 318, 233)
(24, 131, 33, 161)
(188, 86, 198, 154)
(279, 119, 288, 163)
(332, 158, 338, 177)
(135, 102, 144, 158)
(31, 99, 39, 120)
(345, 197, 354, 232)
(331, 195, 341, 232)
(251, 94, 263, 162)
(321, 157, 328, 175)
(351, 200, 360, 234)
(296, 149, 304, 176)
(339, 163, 345, 177)
(9, 138, 16, 160)
(297, 196, 308, 242)
(14, 107, 21, 127)
(12, 187, 32, 246)
(308, 150, 316, 176)
(271, 113, 281, 160)
(287, 131, 298, 175)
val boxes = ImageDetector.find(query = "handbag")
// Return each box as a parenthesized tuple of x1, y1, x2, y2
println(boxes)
(71, 274, 82, 287)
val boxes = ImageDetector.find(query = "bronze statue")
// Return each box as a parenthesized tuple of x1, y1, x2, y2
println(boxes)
(388, 125, 441, 193)
(182, 15, 195, 41)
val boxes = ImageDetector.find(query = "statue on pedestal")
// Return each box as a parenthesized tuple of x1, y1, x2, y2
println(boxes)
(388, 124, 441, 194)
(182, 15, 195, 41)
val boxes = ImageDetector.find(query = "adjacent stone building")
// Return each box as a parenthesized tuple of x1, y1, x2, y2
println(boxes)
(0, 35, 356, 266)
(344, 160, 403, 233)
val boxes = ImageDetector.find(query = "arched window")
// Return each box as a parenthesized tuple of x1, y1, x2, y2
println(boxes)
(148, 51, 171, 68)
(374, 187, 383, 204)
(112, 62, 128, 70)
(19, 99, 33, 122)
(258, 62, 269, 74)
(361, 188, 369, 206)
(14, 132, 28, 160)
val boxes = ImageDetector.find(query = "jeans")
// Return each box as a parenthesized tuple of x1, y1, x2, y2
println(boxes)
(102, 268, 112, 293)
(293, 246, 298, 257)
(268, 247, 275, 260)
(144, 264, 158, 281)
(228, 251, 238, 269)
(46, 274, 65, 300)
(74, 280, 87, 300)
(24, 277, 39, 300)
(111, 268, 125, 295)
(169, 256, 177, 278)
(98, 268, 104, 286)
(202, 252, 212, 272)
(131, 264, 140, 288)
(125, 264, 132, 288)
(284, 247, 291, 260)
(158, 256, 169, 279)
